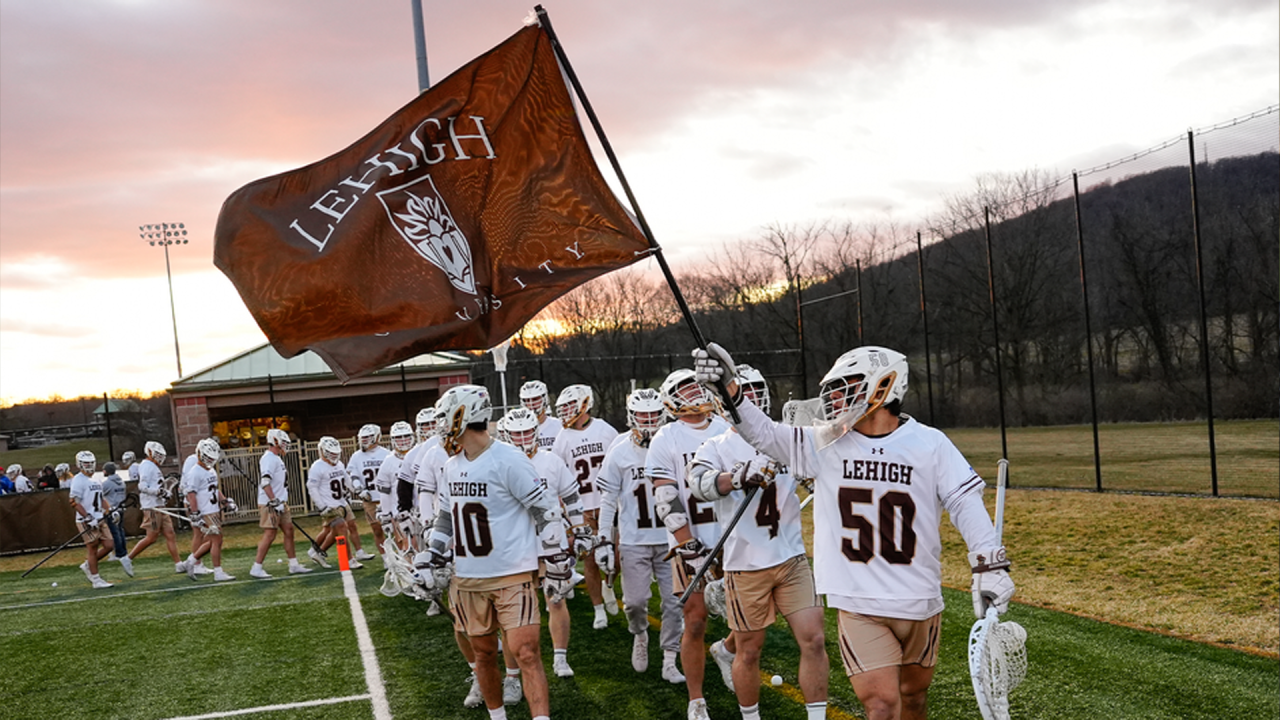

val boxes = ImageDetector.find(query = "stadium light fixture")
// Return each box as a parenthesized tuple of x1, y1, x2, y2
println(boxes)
(140, 222, 188, 378)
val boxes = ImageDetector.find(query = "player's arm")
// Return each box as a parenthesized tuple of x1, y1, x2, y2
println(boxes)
(942, 458, 1013, 616)
(595, 457, 620, 541)
(260, 459, 278, 502)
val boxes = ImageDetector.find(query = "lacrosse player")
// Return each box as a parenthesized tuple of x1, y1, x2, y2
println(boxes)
(646, 369, 734, 720)
(695, 344, 1015, 720)
(305, 436, 367, 569)
(393, 407, 439, 552)
(375, 421, 417, 550)
(422, 385, 566, 720)
(68, 450, 115, 588)
(7, 464, 32, 493)
(505, 405, 592, 679)
(121, 450, 140, 485)
(99, 462, 134, 576)
(597, 387, 686, 680)
(178, 442, 216, 575)
(549, 384, 620, 631)
(519, 380, 562, 450)
(348, 424, 390, 557)
(248, 429, 312, 578)
(178, 438, 236, 582)
(687, 365, 828, 720)
(127, 442, 183, 571)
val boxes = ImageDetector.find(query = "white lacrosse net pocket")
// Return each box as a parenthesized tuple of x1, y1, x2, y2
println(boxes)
(968, 609, 1028, 720)
(379, 537, 416, 597)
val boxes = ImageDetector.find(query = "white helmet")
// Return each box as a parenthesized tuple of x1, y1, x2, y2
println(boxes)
(626, 388, 665, 445)
(144, 441, 167, 463)
(660, 369, 716, 418)
(819, 346, 909, 425)
(55, 462, 71, 478)
(317, 436, 343, 464)
(266, 428, 291, 451)
(196, 438, 221, 467)
(358, 423, 382, 451)
(6, 464, 21, 478)
(415, 407, 438, 443)
(435, 385, 492, 454)
(502, 406, 540, 457)
(121, 451, 137, 466)
(736, 364, 771, 415)
(555, 384, 593, 427)
(75, 450, 96, 475)
(519, 380, 551, 417)
(494, 414, 511, 445)
(389, 421, 415, 453)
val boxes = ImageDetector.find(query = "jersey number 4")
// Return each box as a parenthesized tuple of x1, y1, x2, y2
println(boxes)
(838, 487, 917, 564)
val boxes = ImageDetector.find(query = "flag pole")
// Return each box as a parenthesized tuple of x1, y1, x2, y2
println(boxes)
(534, 5, 740, 422)
(410, 0, 430, 92)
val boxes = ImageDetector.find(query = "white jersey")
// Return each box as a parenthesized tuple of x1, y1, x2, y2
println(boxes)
(598, 438, 666, 546)
(307, 459, 350, 512)
(397, 437, 440, 487)
(734, 400, 997, 620)
(375, 452, 405, 500)
(530, 448, 580, 551)
(182, 462, 220, 516)
(413, 443, 451, 518)
(348, 445, 390, 502)
(644, 416, 730, 548)
(437, 441, 549, 579)
(536, 415, 562, 450)
(69, 473, 104, 521)
(137, 459, 165, 510)
(258, 450, 289, 505)
(691, 430, 806, 572)
(550, 417, 619, 511)
(127, 463, 141, 485)
(14, 475, 32, 493)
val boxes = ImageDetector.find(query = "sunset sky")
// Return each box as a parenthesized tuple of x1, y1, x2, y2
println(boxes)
(1, 0, 1276, 405)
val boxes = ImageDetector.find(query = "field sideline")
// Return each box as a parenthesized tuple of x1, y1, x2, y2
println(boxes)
(3, 518, 1276, 720)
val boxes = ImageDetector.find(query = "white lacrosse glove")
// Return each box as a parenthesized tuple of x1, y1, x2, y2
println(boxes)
(730, 461, 772, 491)
(570, 524, 594, 557)
(395, 510, 415, 539)
(188, 512, 207, 531)
(159, 487, 171, 502)
(222, 498, 238, 513)
(77, 514, 96, 528)
(358, 489, 373, 502)
(970, 546, 1015, 617)
(267, 498, 284, 514)
(703, 577, 727, 618)
(665, 537, 711, 577)
(542, 551, 576, 603)
(691, 342, 738, 387)
(106, 509, 122, 525)
(593, 540, 617, 578)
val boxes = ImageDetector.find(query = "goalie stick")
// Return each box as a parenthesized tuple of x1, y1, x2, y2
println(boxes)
(968, 458, 1027, 720)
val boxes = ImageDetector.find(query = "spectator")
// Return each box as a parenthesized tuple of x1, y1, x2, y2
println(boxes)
(8, 464, 32, 493)
(56, 462, 73, 489)
(0, 468, 13, 494)
(37, 464, 58, 491)
(100, 462, 133, 574)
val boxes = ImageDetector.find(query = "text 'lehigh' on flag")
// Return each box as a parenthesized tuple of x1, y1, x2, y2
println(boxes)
(214, 22, 651, 381)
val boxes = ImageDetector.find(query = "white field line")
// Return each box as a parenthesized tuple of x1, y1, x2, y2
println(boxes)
(159, 694, 372, 720)
(1, 594, 342, 638)
(344, 568, 394, 720)
(2, 569, 340, 611)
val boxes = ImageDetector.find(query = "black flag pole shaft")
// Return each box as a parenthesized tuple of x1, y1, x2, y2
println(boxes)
(535, 5, 740, 423)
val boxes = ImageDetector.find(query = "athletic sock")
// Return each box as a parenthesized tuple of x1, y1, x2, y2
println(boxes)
(486, 707, 508, 720)
(506, 667, 520, 678)
(554, 649, 567, 659)
(251, 563, 263, 572)
(805, 701, 828, 719)
(739, 704, 761, 720)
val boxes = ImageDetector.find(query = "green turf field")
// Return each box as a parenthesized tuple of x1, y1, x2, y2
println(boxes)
(4, 525, 1276, 720)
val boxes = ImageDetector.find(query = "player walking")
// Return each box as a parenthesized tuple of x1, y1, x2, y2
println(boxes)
(248, 429, 312, 578)
(348, 424, 390, 558)
(423, 385, 569, 720)
(178, 438, 236, 582)
(126, 441, 183, 572)
(596, 387, 687, 681)
(687, 365, 829, 720)
(68, 450, 116, 588)
(550, 384, 619, 630)
(694, 344, 1015, 720)
(305, 436, 365, 569)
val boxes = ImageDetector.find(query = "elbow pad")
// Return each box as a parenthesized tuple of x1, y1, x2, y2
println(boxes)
(653, 483, 688, 534)
(396, 479, 415, 513)
(259, 476, 272, 489)
(688, 463, 726, 502)
(535, 503, 565, 551)
(427, 506, 453, 555)
(561, 491, 586, 526)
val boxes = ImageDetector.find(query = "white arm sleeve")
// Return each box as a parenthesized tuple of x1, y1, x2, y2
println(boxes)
(947, 484, 999, 551)
(733, 394, 820, 479)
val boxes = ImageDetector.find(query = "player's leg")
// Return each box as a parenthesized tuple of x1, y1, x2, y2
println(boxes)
(581, 509, 607, 627)
(364, 500, 386, 552)
(128, 511, 158, 560)
(504, 623, 549, 716)
(160, 518, 181, 563)
(899, 664, 936, 720)
(771, 555, 829, 709)
(839, 611, 938, 720)
(619, 543, 655, 671)
(676, 566, 710, 702)
(468, 632, 505, 710)
(545, 586, 573, 677)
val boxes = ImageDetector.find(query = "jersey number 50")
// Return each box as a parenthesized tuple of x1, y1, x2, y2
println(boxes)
(838, 487, 917, 564)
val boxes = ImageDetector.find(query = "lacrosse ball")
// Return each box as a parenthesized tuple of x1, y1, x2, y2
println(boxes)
(277, 559, 283, 563)
(51, 582, 58, 587)
(771, 675, 783, 687)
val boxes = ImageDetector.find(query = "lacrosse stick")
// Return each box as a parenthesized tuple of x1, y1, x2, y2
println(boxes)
(796, 476, 816, 511)
(21, 527, 93, 578)
(678, 461, 778, 606)
(968, 458, 1026, 720)
(291, 517, 327, 558)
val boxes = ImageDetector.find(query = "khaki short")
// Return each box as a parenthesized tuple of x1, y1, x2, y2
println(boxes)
(724, 554, 820, 632)
(836, 610, 941, 676)
(258, 504, 293, 529)
(361, 499, 379, 525)
(142, 509, 174, 534)
(669, 554, 723, 596)
(320, 504, 354, 527)
(447, 572, 541, 637)
(77, 519, 106, 544)
(200, 512, 224, 536)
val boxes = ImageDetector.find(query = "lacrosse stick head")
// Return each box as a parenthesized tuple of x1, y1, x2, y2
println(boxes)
(968, 607, 1027, 720)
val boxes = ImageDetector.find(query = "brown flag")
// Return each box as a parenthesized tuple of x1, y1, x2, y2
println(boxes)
(214, 23, 652, 381)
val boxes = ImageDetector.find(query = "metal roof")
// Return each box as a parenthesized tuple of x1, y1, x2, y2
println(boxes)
(172, 342, 472, 389)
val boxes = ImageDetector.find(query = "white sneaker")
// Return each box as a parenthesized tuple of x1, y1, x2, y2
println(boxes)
(631, 631, 649, 673)
(79, 562, 91, 580)
(354, 549, 376, 561)
(308, 547, 331, 568)
(426, 600, 441, 617)
(463, 673, 483, 708)
(347, 558, 364, 570)
(193, 563, 213, 575)
(709, 639, 736, 692)
(502, 675, 522, 705)
(593, 605, 608, 630)
(553, 654, 574, 678)
(183, 560, 199, 581)
(213, 569, 236, 582)
(250, 566, 272, 579)
(119, 556, 135, 578)
(662, 658, 686, 684)
(687, 698, 710, 720)
(288, 562, 313, 574)
(602, 583, 619, 615)
(90, 576, 113, 589)
(175, 562, 186, 574)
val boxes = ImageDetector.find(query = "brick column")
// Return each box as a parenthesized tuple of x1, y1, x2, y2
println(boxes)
(173, 396, 211, 461)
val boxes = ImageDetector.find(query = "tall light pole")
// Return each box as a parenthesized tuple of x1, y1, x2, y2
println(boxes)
(140, 222, 188, 377)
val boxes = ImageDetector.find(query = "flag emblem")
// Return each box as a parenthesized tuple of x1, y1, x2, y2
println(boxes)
(379, 175, 476, 294)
